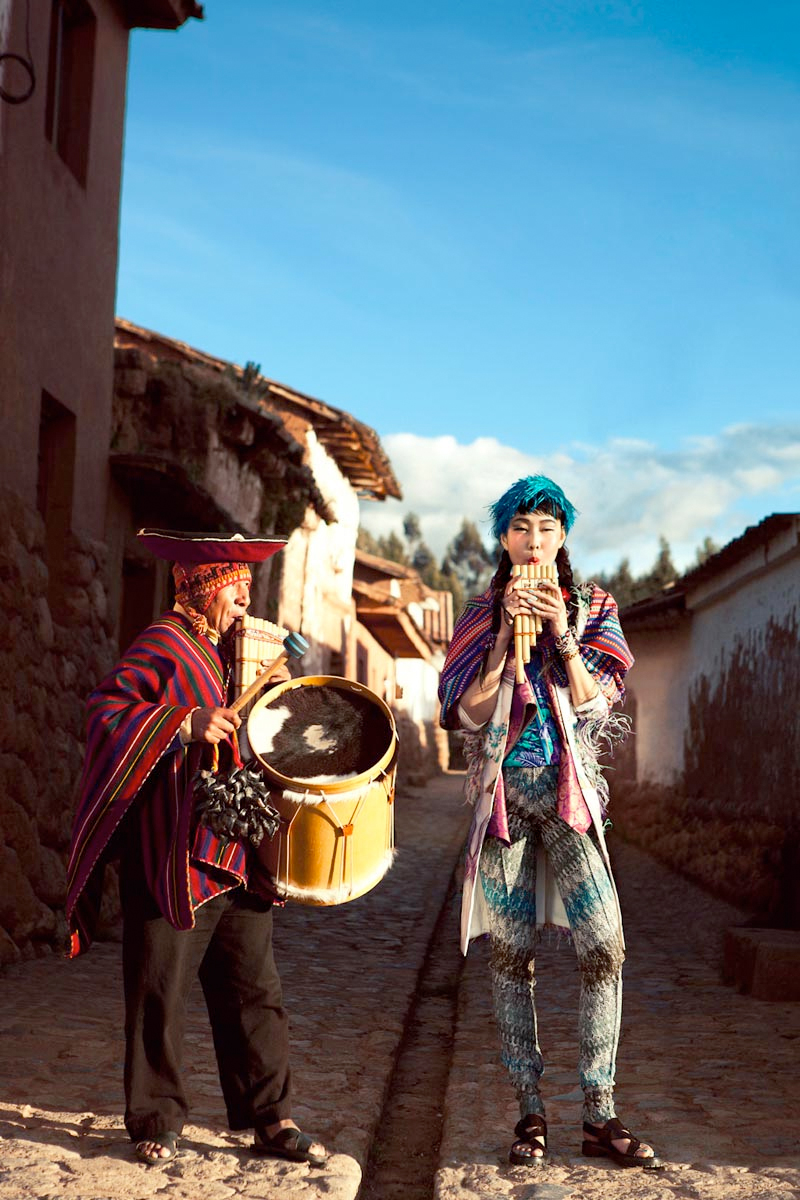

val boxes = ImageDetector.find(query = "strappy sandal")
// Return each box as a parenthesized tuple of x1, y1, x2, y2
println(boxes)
(509, 1113, 547, 1166)
(582, 1117, 662, 1169)
(252, 1125, 328, 1167)
(134, 1130, 179, 1165)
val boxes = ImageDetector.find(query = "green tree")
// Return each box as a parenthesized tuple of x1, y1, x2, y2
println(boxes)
(596, 558, 636, 609)
(644, 535, 677, 592)
(402, 512, 422, 546)
(377, 530, 410, 565)
(356, 527, 381, 555)
(442, 518, 494, 598)
(694, 535, 720, 566)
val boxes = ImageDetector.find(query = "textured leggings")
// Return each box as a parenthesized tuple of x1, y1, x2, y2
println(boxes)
(478, 765, 624, 1123)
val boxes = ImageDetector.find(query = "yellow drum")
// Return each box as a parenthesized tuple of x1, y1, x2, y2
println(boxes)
(246, 676, 398, 905)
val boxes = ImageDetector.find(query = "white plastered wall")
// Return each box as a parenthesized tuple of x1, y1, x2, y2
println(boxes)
(627, 529, 799, 787)
(278, 430, 360, 673)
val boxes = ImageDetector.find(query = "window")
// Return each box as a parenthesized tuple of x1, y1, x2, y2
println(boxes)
(120, 560, 156, 652)
(45, 0, 96, 186)
(37, 391, 76, 598)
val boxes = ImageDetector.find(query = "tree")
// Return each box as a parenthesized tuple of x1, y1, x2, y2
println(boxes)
(402, 512, 422, 546)
(597, 537, 678, 609)
(442, 519, 494, 598)
(378, 530, 410, 565)
(644, 536, 677, 592)
(596, 558, 636, 610)
(356, 527, 381, 555)
(694, 536, 719, 566)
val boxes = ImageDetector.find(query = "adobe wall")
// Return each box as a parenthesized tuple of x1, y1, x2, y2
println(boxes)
(395, 658, 448, 784)
(0, 488, 117, 965)
(0, 0, 128, 537)
(278, 431, 360, 673)
(621, 622, 692, 785)
(611, 552, 800, 924)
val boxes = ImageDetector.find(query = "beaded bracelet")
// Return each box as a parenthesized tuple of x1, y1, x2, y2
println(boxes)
(555, 628, 580, 660)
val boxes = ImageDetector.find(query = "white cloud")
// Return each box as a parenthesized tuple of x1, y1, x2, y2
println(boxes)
(359, 423, 800, 578)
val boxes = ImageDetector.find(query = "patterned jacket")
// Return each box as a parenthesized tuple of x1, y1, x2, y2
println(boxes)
(439, 582, 633, 953)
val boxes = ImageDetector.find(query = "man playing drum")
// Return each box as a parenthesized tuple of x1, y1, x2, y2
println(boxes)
(65, 531, 328, 1169)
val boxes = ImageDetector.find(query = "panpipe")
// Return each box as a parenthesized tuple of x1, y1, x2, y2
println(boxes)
(511, 562, 558, 684)
(231, 614, 289, 716)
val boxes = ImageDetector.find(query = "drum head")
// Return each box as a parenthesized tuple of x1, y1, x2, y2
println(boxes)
(248, 676, 396, 788)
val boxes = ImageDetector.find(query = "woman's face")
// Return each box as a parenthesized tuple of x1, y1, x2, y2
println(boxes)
(500, 509, 566, 567)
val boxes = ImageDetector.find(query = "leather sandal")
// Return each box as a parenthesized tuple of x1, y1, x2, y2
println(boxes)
(582, 1117, 662, 1169)
(509, 1113, 547, 1166)
(134, 1130, 179, 1165)
(252, 1125, 328, 1167)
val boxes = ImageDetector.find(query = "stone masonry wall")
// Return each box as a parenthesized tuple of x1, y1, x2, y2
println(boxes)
(0, 487, 117, 964)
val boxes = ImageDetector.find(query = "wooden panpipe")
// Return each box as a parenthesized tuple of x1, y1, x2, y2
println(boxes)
(231, 614, 289, 716)
(511, 563, 558, 684)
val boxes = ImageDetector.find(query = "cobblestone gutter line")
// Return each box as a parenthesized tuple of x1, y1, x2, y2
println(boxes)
(360, 872, 465, 1200)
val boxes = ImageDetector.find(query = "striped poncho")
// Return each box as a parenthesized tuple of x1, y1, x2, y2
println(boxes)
(66, 611, 251, 957)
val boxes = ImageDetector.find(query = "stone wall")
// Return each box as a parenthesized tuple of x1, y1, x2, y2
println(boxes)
(0, 487, 117, 963)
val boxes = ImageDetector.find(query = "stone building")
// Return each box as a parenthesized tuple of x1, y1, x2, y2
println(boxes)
(110, 319, 401, 674)
(0, 0, 411, 965)
(352, 549, 453, 784)
(612, 513, 800, 926)
(0, 0, 202, 965)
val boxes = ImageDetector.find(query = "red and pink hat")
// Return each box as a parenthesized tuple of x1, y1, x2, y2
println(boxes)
(137, 529, 288, 636)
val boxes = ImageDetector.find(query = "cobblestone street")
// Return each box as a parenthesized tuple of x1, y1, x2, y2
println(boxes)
(1, 773, 799, 1200)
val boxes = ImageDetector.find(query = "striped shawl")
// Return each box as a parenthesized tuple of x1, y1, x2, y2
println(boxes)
(440, 581, 631, 730)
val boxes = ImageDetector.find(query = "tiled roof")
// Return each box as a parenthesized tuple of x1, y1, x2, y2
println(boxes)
(115, 318, 401, 502)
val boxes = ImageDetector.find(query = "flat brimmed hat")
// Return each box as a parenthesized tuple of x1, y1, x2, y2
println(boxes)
(137, 529, 288, 564)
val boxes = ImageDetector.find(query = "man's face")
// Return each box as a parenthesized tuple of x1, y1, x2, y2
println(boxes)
(205, 578, 251, 635)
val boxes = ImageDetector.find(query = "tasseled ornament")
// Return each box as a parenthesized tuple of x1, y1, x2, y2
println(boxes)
(193, 761, 281, 847)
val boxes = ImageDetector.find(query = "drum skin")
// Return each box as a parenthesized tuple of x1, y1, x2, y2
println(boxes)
(247, 676, 398, 906)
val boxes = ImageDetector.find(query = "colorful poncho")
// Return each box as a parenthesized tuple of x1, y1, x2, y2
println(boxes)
(440, 582, 631, 729)
(66, 611, 253, 957)
(439, 582, 634, 953)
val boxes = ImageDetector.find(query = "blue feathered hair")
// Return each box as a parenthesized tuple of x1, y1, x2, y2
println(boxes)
(489, 475, 578, 540)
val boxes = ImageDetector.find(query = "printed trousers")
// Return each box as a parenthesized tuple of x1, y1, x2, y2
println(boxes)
(119, 853, 292, 1142)
(478, 765, 624, 1123)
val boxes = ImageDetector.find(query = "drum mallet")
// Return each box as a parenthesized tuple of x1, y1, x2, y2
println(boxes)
(231, 631, 309, 714)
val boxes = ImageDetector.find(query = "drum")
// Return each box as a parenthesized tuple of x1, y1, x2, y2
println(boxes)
(246, 676, 398, 906)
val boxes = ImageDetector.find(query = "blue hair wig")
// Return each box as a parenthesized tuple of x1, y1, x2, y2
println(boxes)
(489, 475, 578, 541)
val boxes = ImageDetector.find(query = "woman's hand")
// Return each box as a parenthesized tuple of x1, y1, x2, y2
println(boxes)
(258, 658, 291, 684)
(501, 575, 568, 637)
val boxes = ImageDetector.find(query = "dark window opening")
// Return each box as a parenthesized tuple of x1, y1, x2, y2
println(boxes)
(328, 649, 344, 677)
(45, 0, 96, 186)
(120, 559, 156, 653)
(356, 645, 368, 686)
(119, 557, 171, 652)
(37, 390, 76, 600)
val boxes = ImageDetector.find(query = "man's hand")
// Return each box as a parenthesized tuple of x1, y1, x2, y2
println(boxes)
(191, 706, 242, 744)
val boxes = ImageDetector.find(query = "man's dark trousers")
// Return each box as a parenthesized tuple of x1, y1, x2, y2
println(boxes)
(120, 858, 292, 1142)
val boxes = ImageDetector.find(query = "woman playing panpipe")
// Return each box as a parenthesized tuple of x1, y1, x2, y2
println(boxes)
(439, 475, 661, 1171)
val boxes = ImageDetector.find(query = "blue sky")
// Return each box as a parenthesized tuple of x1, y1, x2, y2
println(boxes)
(118, 2, 800, 574)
